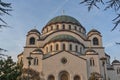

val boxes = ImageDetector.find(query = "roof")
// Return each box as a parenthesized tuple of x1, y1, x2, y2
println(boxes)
(28, 29, 40, 34)
(105, 53, 110, 58)
(112, 59, 120, 64)
(88, 29, 101, 34)
(48, 34, 80, 43)
(17, 52, 23, 57)
(107, 67, 114, 70)
(46, 15, 81, 26)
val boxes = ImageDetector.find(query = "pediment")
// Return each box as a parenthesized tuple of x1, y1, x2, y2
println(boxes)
(43, 50, 86, 61)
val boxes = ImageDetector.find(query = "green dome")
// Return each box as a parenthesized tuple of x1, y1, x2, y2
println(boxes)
(112, 60, 120, 64)
(28, 29, 40, 34)
(88, 29, 101, 34)
(48, 34, 80, 43)
(46, 15, 81, 26)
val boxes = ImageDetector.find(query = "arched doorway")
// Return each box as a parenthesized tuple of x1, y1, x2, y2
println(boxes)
(59, 71, 69, 80)
(48, 75, 55, 80)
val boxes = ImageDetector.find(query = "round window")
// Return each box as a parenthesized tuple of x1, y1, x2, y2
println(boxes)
(61, 57, 67, 64)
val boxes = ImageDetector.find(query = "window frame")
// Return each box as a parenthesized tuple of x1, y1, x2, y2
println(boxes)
(93, 37, 99, 45)
(29, 37, 35, 45)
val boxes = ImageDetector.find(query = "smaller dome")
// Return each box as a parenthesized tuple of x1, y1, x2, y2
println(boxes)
(112, 59, 120, 64)
(28, 29, 40, 34)
(88, 29, 101, 35)
(32, 48, 43, 54)
(48, 35, 80, 44)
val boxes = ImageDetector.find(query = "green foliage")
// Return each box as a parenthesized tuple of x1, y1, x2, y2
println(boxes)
(80, 0, 120, 31)
(89, 72, 101, 80)
(18, 68, 41, 80)
(0, 56, 22, 80)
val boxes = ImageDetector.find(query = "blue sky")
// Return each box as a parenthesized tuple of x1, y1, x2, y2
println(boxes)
(0, 0, 120, 61)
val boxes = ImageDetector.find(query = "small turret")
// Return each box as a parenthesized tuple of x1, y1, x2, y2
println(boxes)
(26, 28, 40, 47)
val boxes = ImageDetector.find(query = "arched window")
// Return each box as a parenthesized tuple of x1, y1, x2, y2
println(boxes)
(117, 67, 120, 74)
(117, 68, 119, 74)
(75, 26, 77, 30)
(51, 26, 53, 30)
(48, 75, 55, 80)
(56, 25, 59, 30)
(90, 58, 95, 66)
(63, 24, 65, 29)
(46, 28, 48, 32)
(56, 44, 59, 50)
(79, 28, 81, 32)
(119, 68, 120, 74)
(69, 44, 72, 51)
(50, 45, 53, 52)
(34, 57, 38, 65)
(75, 45, 78, 52)
(29, 37, 35, 45)
(74, 75, 80, 80)
(80, 47, 82, 53)
(69, 25, 71, 30)
(46, 47, 48, 53)
(63, 44, 65, 50)
(93, 37, 99, 45)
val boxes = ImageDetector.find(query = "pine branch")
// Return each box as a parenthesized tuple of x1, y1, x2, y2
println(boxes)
(105, 0, 120, 11)
(0, 24, 10, 28)
(80, 0, 120, 30)
(111, 14, 120, 31)
(116, 42, 120, 45)
(0, 0, 12, 29)
(0, 1, 11, 8)
(0, 48, 7, 52)
(80, 0, 104, 11)
(0, 7, 12, 15)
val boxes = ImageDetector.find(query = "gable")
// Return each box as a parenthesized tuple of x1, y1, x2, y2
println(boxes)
(43, 50, 86, 61)
(42, 51, 88, 80)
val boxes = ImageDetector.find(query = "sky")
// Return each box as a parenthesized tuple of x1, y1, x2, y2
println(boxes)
(0, 0, 120, 61)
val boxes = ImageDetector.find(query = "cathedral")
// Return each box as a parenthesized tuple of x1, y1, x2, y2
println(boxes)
(18, 15, 120, 80)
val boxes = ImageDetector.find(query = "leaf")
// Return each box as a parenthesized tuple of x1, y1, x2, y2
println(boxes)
(0, 1, 11, 8)
(0, 17, 7, 24)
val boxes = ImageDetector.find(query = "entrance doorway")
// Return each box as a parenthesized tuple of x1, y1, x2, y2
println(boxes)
(59, 71, 69, 80)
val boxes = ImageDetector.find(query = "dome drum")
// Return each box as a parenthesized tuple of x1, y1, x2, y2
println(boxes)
(43, 35, 84, 54)
(44, 42, 84, 54)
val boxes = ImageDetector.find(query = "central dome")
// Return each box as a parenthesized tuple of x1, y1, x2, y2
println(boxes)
(46, 15, 81, 26)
